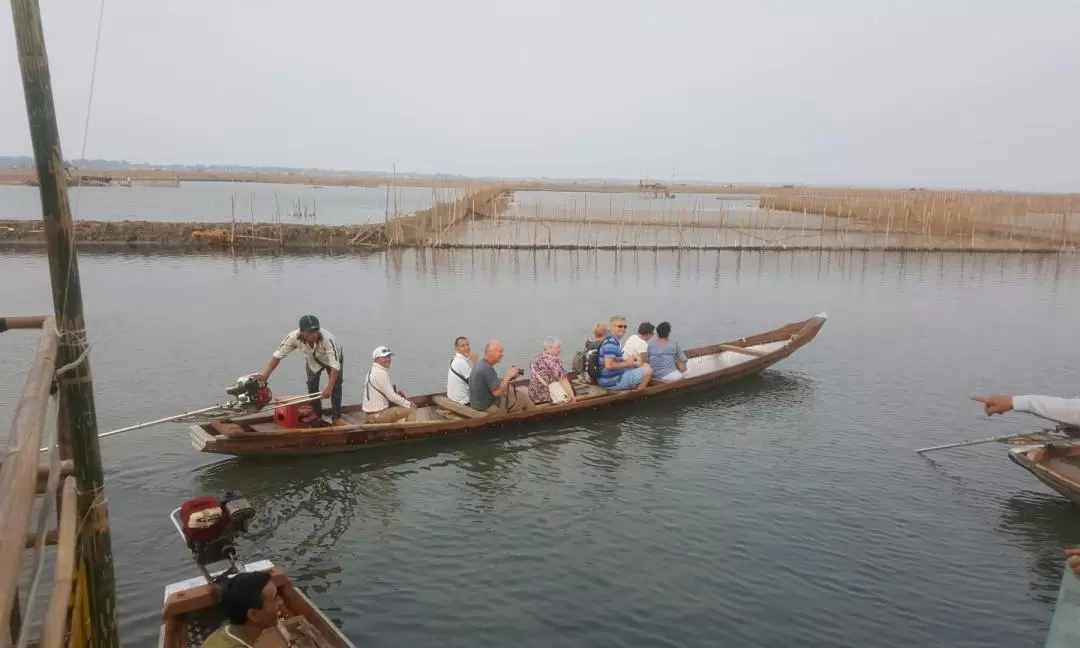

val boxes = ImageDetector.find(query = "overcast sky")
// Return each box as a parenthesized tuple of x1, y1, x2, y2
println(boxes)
(1, 1, 1077, 191)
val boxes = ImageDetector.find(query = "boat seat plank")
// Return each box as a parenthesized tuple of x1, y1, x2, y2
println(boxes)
(573, 384, 609, 400)
(717, 344, 767, 357)
(434, 408, 468, 421)
(432, 396, 489, 419)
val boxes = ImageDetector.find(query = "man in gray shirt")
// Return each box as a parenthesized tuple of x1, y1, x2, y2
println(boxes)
(469, 340, 534, 413)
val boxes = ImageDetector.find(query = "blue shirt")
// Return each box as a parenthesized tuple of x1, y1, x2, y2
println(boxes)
(647, 338, 687, 377)
(597, 333, 625, 389)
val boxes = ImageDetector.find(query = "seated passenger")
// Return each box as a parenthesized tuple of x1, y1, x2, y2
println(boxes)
(362, 346, 418, 423)
(446, 335, 476, 406)
(573, 322, 609, 384)
(647, 321, 689, 382)
(470, 340, 536, 413)
(528, 336, 577, 405)
(598, 315, 652, 391)
(199, 571, 279, 648)
(622, 321, 654, 363)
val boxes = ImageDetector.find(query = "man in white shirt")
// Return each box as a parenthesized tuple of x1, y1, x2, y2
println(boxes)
(446, 336, 477, 406)
(363, 346, 417, 424)
(622, 321, 654, 363)
(258, 315, 343, 425)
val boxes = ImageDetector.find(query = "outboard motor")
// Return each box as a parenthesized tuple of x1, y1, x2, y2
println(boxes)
(174, 491, 256, 584)
(224, 374, 273, 411)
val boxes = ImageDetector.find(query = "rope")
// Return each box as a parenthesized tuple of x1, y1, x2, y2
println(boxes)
(54, 342, 92, 376)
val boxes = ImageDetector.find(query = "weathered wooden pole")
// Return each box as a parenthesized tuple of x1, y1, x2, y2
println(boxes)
(8, 0, 121, 646)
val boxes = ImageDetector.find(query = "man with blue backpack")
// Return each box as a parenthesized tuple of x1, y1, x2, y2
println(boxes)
(597, 315, 652, 391)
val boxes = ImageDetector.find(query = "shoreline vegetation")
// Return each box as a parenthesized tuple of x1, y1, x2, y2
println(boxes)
(0, 169, 1076, 253)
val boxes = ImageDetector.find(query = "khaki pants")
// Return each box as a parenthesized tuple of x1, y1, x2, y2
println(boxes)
(485, 387, 532, 414)
(365, 406, 417, 424)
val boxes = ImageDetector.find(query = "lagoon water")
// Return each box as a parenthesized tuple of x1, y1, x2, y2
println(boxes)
(1, 247, 1079, 647)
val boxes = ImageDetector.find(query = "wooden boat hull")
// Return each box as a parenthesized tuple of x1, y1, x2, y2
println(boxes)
(159, 559, 355, 647)
(1007, 442, 1080, 508)
(191, 312, 827, 457)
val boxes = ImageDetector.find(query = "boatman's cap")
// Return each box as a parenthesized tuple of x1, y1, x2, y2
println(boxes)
(372, 346, 393, 359)
(298, 315, 320, 332)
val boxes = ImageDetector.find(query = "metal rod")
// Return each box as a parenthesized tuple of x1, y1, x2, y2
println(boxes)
(915, 430, 1056, 454)
(8, 0, 120, 642)
(38, 392, 324, 451)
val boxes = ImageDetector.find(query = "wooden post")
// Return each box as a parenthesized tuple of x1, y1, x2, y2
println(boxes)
(7, 0, 121, 645)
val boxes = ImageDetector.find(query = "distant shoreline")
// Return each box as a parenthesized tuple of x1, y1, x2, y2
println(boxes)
(0, 167, 766, 195)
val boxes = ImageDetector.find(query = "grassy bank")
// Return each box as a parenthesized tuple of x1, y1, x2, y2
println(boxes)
(0, 187, 512, 252)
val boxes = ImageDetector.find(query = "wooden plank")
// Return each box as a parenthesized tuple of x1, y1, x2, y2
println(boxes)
(717, 344, 767, 357)
(35, 460, 73, 493)
(0, 315, 48, 332)
(432, 396, 488, 419)
(40, 477, 76, 648)
(0, 319, 58, 642)
(24, 529, 58, 549)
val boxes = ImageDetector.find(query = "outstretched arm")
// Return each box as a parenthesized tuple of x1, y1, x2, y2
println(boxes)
(972, 394, 1080, 427)
(258, 356, 281, 382)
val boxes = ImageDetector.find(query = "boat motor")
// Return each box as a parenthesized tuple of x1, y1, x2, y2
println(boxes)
(173, 491, 257, 583)
(225, 374, 273, 411)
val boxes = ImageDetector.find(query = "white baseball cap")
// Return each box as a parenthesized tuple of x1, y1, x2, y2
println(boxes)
(372, 346, 393, 359)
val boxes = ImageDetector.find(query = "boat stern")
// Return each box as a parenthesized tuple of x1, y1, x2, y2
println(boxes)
(189, 424, 217, 452)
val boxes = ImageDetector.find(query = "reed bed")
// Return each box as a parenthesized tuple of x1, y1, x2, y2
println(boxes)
(759, 188, 1080, 251)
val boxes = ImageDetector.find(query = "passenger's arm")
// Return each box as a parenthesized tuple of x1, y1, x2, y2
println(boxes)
(604, 354, 637, 370)
(1013, 395, 1080, 427)
(676, 346, 688, 373)
(972, 394, 1080, 427)
(559, 377, 576, 402)
(375, 370, 412, 408)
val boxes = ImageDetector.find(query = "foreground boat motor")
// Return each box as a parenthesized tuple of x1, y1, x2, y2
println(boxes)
(225, 374, 273, 412)
(175, 491, 257, 584)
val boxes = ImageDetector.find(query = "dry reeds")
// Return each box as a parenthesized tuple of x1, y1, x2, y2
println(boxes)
(760, 188, 1080, 250)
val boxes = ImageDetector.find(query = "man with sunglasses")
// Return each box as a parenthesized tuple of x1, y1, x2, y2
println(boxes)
(597, 315, 652, 392)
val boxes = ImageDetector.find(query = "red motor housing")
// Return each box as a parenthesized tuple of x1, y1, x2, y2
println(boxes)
(254, 385, 273, 409)
(179, 496, 228, 544)
(274, 403, 314, 428)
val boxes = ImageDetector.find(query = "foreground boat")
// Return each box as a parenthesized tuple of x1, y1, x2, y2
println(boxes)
(190, 312, 827, 457)
(160, 493, 354, 647)
(1004, 428, 1080, 506)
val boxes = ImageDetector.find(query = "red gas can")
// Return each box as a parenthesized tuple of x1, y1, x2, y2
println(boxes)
(274, 403, 314, 428)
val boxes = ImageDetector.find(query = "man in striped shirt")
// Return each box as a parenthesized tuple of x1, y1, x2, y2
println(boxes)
(597, 315, 652, 391)
(258, 314, 344, 425)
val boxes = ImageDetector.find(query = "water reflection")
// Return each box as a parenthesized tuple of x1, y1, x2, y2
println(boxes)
(996, 491, 1080, 604)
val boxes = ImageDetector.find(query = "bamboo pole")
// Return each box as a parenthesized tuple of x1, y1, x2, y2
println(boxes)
(8, 0, 121, 643)
(230, 193, 236, 248)
(0, 321, 58, 642)
(41, 476, 76, 648)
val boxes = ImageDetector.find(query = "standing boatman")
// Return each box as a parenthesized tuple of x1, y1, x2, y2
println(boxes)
(257, 315, 344, 426)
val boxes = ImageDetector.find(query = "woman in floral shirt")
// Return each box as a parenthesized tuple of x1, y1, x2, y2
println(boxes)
(528, 336, 577, 404)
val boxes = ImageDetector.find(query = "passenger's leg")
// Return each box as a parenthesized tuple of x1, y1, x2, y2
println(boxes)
(634, 364, 653, 391)
(369, 406, 415, 424)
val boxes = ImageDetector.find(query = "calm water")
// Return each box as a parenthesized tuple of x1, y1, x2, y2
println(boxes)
(0, 182, 445, 225)
(2, 248, 1079, 647)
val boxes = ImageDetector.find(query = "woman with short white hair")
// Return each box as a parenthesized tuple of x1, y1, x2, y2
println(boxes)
(528, 336, 577, 404)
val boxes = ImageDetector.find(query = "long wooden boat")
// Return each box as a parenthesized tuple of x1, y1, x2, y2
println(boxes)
(1004, 430, 1080, 507)
(190, 312, 827, 457)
